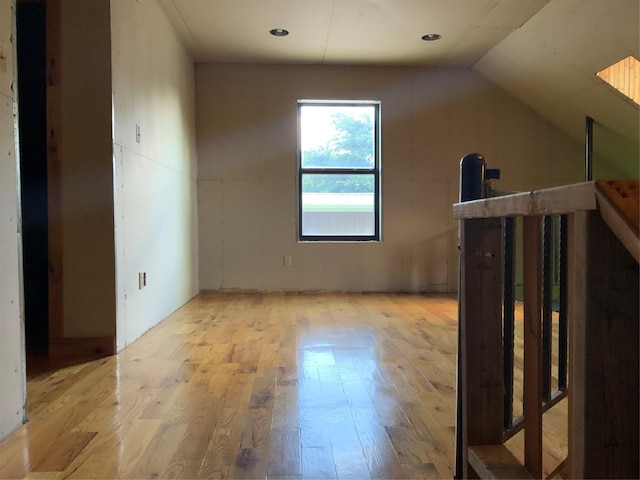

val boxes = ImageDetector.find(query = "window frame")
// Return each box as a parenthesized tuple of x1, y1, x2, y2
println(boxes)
(297, 100, 381, 242)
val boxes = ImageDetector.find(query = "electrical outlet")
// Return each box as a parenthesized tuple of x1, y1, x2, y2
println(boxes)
(283, 255, 292, 267)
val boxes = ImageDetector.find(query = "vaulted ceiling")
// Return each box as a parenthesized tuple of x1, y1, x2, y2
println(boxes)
(158, 0, 639, 174)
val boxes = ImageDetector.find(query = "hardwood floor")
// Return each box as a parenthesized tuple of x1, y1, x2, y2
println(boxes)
(0, 293, 459, 479)
(0, 292, 567, 479)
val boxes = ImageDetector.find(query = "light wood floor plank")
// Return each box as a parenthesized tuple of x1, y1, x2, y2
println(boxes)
(0, 292, 567, 479)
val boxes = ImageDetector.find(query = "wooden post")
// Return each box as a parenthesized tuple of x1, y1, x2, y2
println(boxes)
(571, 211, 639, 479)
(459, 217, 504, 477)
(522, 216, 543, 479)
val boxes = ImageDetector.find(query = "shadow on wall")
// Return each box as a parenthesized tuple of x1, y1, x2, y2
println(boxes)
(391, 227, 457, 293)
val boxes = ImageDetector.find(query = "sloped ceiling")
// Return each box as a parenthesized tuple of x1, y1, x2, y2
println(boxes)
(473, 0, 639, 175)
(159, 0, 639, 176)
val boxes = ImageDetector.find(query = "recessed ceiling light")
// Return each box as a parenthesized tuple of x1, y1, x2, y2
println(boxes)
(269, 28, 289, 37)
(421, 33, 441, 41)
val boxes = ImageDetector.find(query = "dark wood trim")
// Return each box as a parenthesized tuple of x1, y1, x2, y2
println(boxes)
(571, 210, 639, 478)
(46, 0, 63, 341)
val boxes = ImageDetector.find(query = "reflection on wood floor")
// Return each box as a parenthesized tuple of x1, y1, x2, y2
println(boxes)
(0, 292, 567, 479)
(1, 293, 458, 479)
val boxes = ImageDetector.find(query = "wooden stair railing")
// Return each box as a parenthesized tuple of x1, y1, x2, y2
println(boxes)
(454, 180, 639, 479)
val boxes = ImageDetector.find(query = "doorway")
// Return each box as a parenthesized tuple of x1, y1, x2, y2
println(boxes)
(17, 0, 48, 354)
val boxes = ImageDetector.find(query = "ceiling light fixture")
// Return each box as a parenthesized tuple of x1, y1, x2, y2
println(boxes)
(269, 28, 289, 37)
(421, 33, 441, 41)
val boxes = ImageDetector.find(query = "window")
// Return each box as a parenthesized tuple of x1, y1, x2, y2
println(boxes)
(596, 55, 640, 106)
(298, 101, 381, 241)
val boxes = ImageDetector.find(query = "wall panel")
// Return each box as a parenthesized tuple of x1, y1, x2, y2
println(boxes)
(197, 64, 583, 293)
(112, 0, 198, 350)
(0, 0, 26, 440)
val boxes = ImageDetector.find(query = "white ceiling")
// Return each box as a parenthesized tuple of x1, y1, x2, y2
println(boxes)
(159, 0, 640, 164)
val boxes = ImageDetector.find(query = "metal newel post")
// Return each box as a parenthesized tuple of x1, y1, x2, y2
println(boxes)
(455, 152, 488, 478)
(459, 153, 487, 202)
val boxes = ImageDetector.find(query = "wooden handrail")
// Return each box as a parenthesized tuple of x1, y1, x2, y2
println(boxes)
(454, 179, 638, 263)
(455, 179, 639, 479)
(595, 180, 639, 262)
(453, 181, 597, 219)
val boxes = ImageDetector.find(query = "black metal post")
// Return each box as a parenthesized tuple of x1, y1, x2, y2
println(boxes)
(459, 153, 486, 202)
(542, 216, 553, 402)
(586, 116, 594, 181)
(558, 215, 569, 390)
(503, 217, 516, 429)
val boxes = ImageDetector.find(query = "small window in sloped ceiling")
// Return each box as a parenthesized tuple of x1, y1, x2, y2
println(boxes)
(596, 55, 640, 106)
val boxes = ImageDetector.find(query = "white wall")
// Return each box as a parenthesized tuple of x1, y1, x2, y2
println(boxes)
(111, 0, 198, 350)
(0, 0, 26, 440)
(197, 64, 584, 293)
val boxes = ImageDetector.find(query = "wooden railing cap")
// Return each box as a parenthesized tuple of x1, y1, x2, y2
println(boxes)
(595, 179, 639, 263)
(453, 181, 597, 219)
